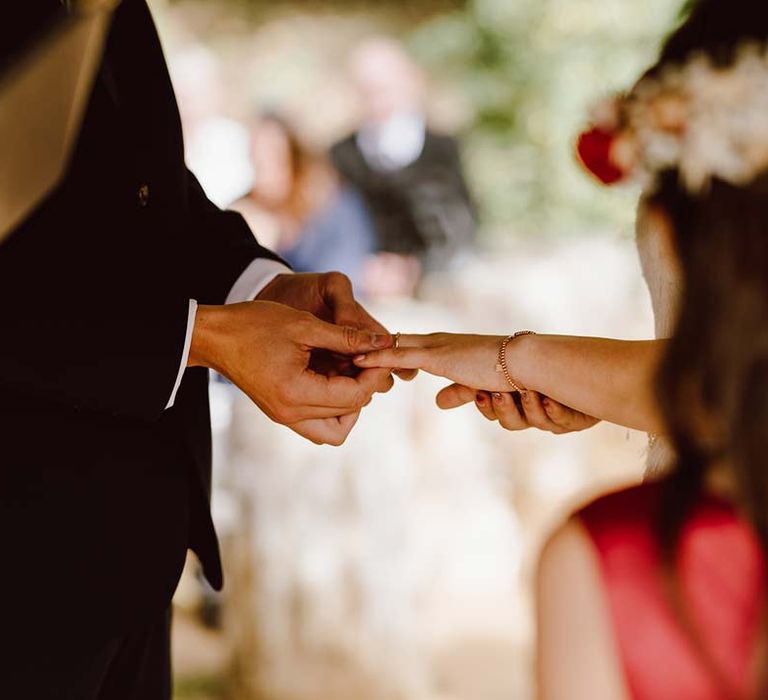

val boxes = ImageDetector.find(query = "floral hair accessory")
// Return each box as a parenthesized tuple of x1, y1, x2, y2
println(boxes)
(577, 43, 768, 194)
(576, 127, 627, 185)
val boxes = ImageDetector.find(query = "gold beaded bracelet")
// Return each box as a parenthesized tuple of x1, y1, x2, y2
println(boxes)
(496, 330, 536, 392)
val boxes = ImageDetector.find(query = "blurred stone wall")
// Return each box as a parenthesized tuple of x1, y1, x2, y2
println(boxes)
(212, 239, 653, 700)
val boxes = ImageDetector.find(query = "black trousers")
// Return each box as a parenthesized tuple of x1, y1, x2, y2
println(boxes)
(7, 608, 172, 700)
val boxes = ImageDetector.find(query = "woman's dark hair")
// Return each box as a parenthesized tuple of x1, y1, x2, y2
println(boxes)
(643, 0, 768, 694)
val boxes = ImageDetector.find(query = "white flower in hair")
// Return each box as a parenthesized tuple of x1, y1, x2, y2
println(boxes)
(623, 42, 768, 193)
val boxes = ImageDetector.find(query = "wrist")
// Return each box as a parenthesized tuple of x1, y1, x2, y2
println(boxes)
(501, 331, 537, 391)
(188, 304, 227, 370)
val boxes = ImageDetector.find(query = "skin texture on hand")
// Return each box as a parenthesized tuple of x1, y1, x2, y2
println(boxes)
(438, 384, 600, 435)
(189, 300, 394, 445)
(355, 332, 508, 390)
(353, 333, 599, 434)
(355, 332, 664, 434)
(258, 272, 418, 381)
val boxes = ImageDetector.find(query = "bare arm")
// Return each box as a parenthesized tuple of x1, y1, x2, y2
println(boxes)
(355, 333, 666, 433)
(505, 334, 665, 433)
(536, 518, 630, 700)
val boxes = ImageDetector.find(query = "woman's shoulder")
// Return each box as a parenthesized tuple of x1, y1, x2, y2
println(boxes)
(537, 483, 664, 598)
(541, 482, 662, 562)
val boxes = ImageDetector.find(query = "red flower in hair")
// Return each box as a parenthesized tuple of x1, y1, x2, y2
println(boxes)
(576, 127, 627, 185)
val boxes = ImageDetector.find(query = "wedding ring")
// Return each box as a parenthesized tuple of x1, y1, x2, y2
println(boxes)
(393, 332, 401, 349)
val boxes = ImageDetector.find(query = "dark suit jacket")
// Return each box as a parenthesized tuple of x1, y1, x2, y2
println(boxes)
(0, 0, 279, 646)
(331, 130, 476, 271)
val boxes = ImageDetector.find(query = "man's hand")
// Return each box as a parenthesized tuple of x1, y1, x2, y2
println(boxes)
(189, 301, 394, 445)
(257, 272, 418, 381)
(436, 384, 600, 435)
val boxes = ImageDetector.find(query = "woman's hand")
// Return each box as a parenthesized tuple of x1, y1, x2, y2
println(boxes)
(354, 333, 510, 392)
(437, 384, 600, 434)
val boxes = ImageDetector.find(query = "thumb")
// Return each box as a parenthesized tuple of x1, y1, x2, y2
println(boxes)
(306, 318, 393, 356)
(436, 383, 478, 410)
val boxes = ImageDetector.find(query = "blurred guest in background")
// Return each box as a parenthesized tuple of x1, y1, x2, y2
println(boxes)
(172, 47, 253, 208)
(332, 37, 477, 297)
(233, 112, 376, 296)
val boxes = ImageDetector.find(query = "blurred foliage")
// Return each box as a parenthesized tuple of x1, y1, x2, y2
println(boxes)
(405, 0, 685, 241)
(162, 0, 686, 242)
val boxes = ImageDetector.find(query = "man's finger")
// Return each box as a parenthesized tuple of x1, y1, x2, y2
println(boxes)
(305, 316, 393, 356)
(322, 272, 357, 316)
(436, 383, 477, 410)
(358, 367, 395, 395)
(300, 367, 392, 410)
(321, 272, 385, 336)
(290, 413, 360, 446)
(338, 300, 386, 334)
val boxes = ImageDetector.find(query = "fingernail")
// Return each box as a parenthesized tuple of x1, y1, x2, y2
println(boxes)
(492, 392, 502, 402)
(373, 334, 390, 348)
(353, 355, 367, 363)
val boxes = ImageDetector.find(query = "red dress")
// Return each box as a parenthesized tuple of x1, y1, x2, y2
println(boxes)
(577, 483, 765, 699)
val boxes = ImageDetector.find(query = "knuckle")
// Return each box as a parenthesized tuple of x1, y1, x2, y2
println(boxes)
(344, 326, 359, 351)
(293, 311, 316, 335)
(281, 384, 300, 406)
(275, 404, 300, 424)
(354, 387, 371, 408)
(327, 270, 351, 288)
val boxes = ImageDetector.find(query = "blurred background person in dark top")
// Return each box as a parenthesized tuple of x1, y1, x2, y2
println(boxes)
(233, 112, 376, 296)
(332, 36, 477, 298)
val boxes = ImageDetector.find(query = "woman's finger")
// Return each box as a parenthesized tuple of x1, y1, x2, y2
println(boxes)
(542, 398, 600, 432)
(492, 391, 529, 431)
(474, 391, 499, 421)
(353, 346, 432, 372)
(520, 391, 566, 434)
(436, 383, 477, 410)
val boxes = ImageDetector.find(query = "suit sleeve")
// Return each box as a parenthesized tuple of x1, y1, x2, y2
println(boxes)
(0, 173, 284, 423)
(0, 250, 190, 422)
(182, 169, 287, 306)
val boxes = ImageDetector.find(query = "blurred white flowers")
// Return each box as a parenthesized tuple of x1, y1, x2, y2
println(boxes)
(628, 43, 768, 192)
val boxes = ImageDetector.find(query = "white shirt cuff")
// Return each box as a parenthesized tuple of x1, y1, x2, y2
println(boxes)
(165, 259, 291, 411)
(166, 299, 198, 410)
(225, 258, 291, 305)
